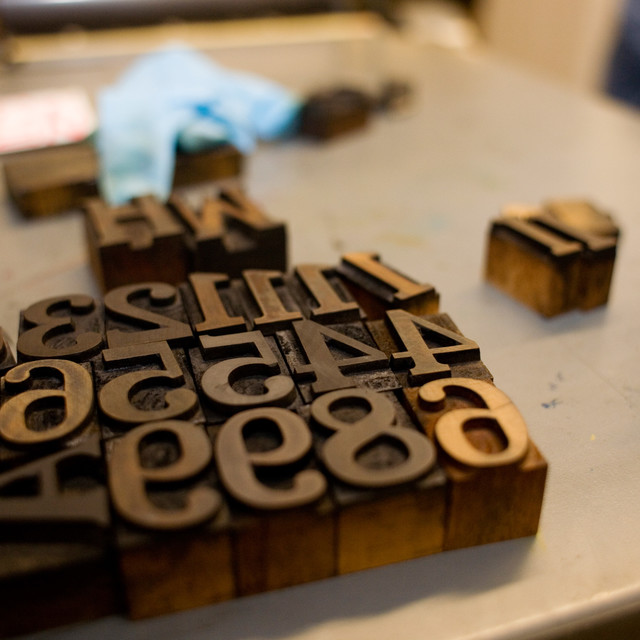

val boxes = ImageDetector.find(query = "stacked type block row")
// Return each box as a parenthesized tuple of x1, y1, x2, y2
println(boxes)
(3, 143, 243, 217)
(85, 187, 287, 291)
(485, 199, 619, 317)
(0, 253, 547, 637)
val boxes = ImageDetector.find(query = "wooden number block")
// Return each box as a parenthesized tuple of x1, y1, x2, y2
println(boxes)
(308, 388, 445, 574)
(0, 436, 120, 636)
(4, 143, 242, 218)
(173, 144, 243, 187)
(169, 187, 287, 276)
(0, 359, 99, 471)
(94, 341, 203, 439)
(212, 407, 334, 595)
(17, 294, 105, 363)
(411, 378, 547, 550)
(275, 318, 399, 404)
(188, 331, 299, 424)
(337, 252, 440, 320)
(299, 88, 372, 140)
(239, 269, 303, 333)
(104, 281, 194, 348)
(485, 202, 618, 316)
(0, 328, 16, 375)
(85, 196, 189, 291)
(106, 420, 234, 619)
(367, 311, 490, 387)
(3, 143, 99, 217)
(180, 272, 249, 336)
(544, 199, 620, 238)
(285, 264, 362, 324)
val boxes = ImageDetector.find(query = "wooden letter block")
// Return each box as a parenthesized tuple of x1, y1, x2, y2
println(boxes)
(367, 311, 490, 387)
(172, 144, 243, 187)
(485, 202, 618, 316)
(104, 281, 193, 348)
(286, 264, 362, 324)
(95, 341, 202, 439)
(169, 188, 287, 276)
(3, 144, 99, 217)
(180, 272, 248, 336)
(4, 143, 242, 218)
(213, 407, 333, 595)
(0, 436, 119, 636)
(308, 388, 445, 573)
(337, 252, 440, 320)
(189, 330, 299, 424)
(85, 196, 189, 291)
(0, 359, 99, 470)
(412, 378, 547, 550)
(276, 318, 399, 404)
(106, 420, 234, 619)
(299, 88, 372, 140)
(17, 294, 105, 363)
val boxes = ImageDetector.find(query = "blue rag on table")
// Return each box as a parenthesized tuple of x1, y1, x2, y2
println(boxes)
(97, 47, 301, 204)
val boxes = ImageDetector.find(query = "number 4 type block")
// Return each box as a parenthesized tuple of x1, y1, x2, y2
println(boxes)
(484, 200, 619, 317)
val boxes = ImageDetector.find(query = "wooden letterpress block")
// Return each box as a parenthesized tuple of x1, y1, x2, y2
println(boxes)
(239, 269, 303, 333)
(180, 272, 249, 336)
(106, 420, 234, 619)
(409, 378, 547, 550)
(0, 436, 120, 636)
(85, 196, 188, 291)
(104, 281, 194, 348)
(337, 252, 440, 320)
(544, 199, 620, 238)
(485, 204, 618, 316)
(367, 311, 491, 387)
(276, 318, 399, 404)
(188, 331, 299, 425)
(169, 187, 287, 276)
(307, 388, 445, 574)
(94, 341, 203, 439)
(212, 407, 334, 595)
(285, 264, 362, 324)
(3, 143, 99, 217)
(0, 328, 16, 375)
(0, 359, 100, 471)
(17, 294, 105, 363)
(299, 88, 372, 140)
(173, 144, 243, 187)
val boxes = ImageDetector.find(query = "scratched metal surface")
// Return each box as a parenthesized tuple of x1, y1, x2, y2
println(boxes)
(1, 20, 639, 640)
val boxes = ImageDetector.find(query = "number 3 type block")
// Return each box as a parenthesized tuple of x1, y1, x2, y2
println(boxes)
(484, 200, 619, 317)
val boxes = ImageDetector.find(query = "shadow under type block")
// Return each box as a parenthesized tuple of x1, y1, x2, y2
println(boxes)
(484, 200, 619, 317)
(85, 189, 288, 292)
(0, 253, 548, 634)
(3, 143, 243, 217)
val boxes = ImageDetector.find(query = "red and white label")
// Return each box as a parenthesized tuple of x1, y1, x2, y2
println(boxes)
(0, 87, 96, 154)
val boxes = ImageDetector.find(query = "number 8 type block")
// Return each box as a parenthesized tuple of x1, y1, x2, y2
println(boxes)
(0, 254, 548, 631)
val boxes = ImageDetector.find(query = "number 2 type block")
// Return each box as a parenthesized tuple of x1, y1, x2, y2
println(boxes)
(485, 200, 619, 317)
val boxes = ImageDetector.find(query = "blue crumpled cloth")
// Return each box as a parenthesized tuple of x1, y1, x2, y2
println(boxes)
(97, 47, 301, 204)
